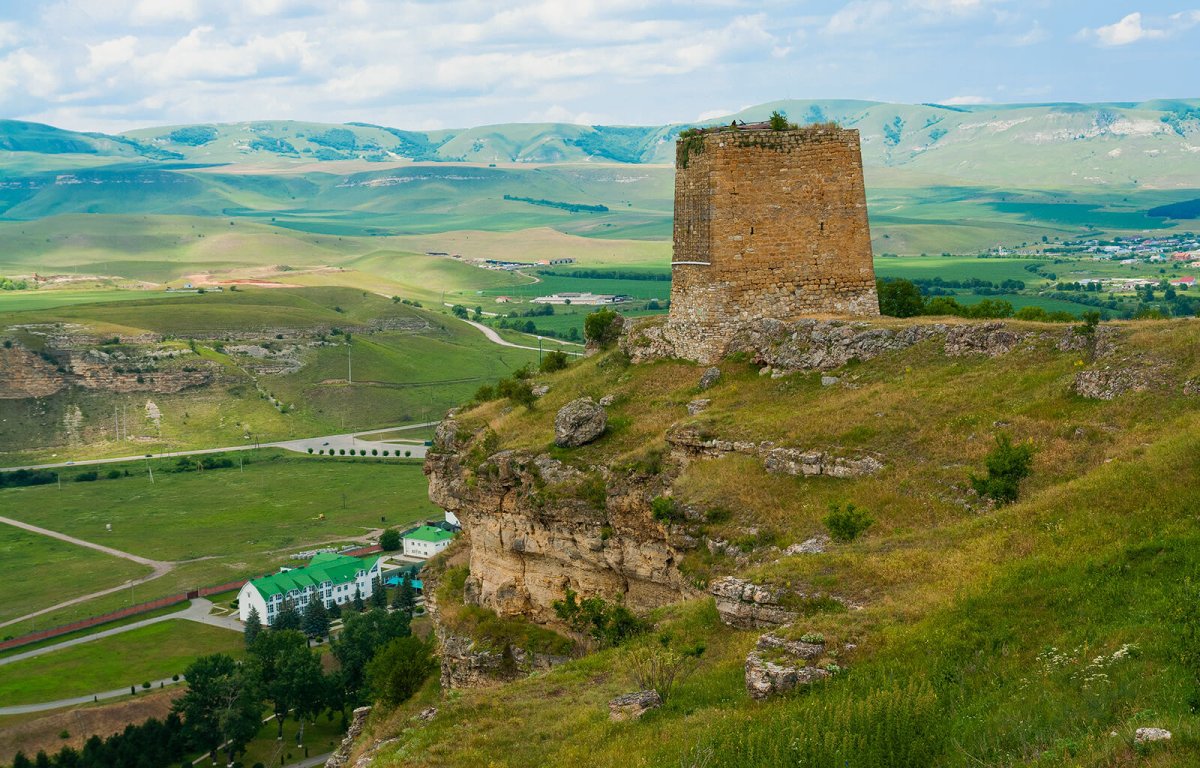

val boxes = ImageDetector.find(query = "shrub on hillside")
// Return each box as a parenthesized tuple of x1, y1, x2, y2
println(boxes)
(877, 278, 924, 318)
(824, 502, 874, 542)
(539, 350, 569, 373)
(553, 588, 645, 648)
(74, 471, 99, 482)
(970, 434, 1035, 505)
(496, 377, 536, 408)
(584, 308, 622, 347)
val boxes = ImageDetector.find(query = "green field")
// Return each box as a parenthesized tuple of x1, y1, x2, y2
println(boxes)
(0, 289, 191, 313)
(0, 287, 539, 461)
(0, 451, 437, 634)
(0, 621, 241, 706)
(0, 526, 149, 626)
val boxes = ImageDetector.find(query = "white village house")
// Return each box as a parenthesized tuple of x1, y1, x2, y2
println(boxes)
(402, 525, 455, 559)
(239, 552, 382, 626)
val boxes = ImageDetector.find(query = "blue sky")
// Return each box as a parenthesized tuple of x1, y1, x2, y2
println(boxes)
(0, 1, 1196, 132)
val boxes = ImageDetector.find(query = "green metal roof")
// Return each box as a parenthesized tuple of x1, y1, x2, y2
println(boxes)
(404, 525, 455, 544)
(249, 553, 380, 600)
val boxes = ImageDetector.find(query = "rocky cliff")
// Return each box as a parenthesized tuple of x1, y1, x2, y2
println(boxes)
(423, 419, 697, 624)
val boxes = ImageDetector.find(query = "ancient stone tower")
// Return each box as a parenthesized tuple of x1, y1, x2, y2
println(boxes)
(664, 123, 878, 362)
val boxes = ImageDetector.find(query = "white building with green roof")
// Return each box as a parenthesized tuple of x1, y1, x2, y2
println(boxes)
(239, 552, 382, 626)
(402, 525, 455, 559)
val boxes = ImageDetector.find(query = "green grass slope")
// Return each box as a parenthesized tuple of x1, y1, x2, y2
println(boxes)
(373, 316, 1200, 767)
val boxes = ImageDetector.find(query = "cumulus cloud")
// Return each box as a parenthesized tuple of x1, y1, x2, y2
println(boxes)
(1081, 10, 1200, 46)
(826, 1, 893, 34)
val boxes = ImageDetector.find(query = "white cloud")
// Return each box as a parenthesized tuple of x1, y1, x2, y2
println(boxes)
(1082, 10, 1200, 47)
(825, 1, 893, 34)
(696, 108, 732, 121)
(941, 95, 990, 105)
(142, 26, 314, 82)
(130, 0, 200, 25)
(0, 21, 21, 49)
(0, 48, 60, 103)
(84, 35, 137, 72)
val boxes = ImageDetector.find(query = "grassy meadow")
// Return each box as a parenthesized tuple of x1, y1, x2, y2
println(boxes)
(0, 451, 437, 636)
(0, 621, 242, 707)
(377, 316, 1200, 767)
(0, 527, 149, 626)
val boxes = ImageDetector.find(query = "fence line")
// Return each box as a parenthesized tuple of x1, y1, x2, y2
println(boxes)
(0, 579, 249, 652)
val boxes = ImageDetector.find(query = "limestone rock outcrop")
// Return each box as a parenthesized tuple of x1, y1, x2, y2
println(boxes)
(554, 397, 607, 447)
(608, 690, 662, 721)
(1072, 367, 1155, 400)
(709, 577, 799, 629)
(623, 316, 1058, 371)
(325, 706, 372, 768)
(424, 418, 695, 624)
(438, 630, 568, 690)
(745, 633, 831, 701)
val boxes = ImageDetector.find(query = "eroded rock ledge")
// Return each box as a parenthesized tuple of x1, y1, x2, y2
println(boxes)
(424, 419, 697, 624)
(623, 317, 1035, 370)
(667, 425, 884, 478)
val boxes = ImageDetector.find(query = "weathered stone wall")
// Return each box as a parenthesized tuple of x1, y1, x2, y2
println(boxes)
(666, 126, 879, 363)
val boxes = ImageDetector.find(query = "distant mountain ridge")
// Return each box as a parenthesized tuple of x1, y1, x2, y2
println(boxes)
(3, 98, 1200, 187)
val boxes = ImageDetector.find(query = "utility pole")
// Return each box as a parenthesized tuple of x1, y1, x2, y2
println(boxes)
(538, 337, 543, 366)
(347, 342, 352, 384)
(147, 457, 154, 483)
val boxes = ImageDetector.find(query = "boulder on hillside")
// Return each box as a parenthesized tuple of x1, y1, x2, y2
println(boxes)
(698, 366, 721, 390)
(554, 397, 607, 447)
(1134, 727, 1171, 745)
(687, 398, 711, 415)
(608, 690, 662, 721)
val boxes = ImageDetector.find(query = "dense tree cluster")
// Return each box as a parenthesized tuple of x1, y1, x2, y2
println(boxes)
(10, 605, 435, 768)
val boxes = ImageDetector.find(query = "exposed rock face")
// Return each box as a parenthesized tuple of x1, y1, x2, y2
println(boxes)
(609, 690, 662, 721)
(761, 448, 884, 479)
(623, 316, 1055, 370)
(1072, 367, 1155, 400)
(425, 419, 695, 623)
(554, 397, 607, 447)
(686, 398, 711, 415)
(783, 535, 830, 556)
(698, 367, 721, 391)
(325, 706, 372, 768)
(709, 577, 799, 629)
(666, 426, 884, 479)
(0, 342, 216, 400)
(437, 630, 568, 690)
(745, 633, 831, 701)
(0, 345, 64, 398)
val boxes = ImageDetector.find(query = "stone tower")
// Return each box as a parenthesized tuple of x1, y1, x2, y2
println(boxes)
(664, 123, 879, 362)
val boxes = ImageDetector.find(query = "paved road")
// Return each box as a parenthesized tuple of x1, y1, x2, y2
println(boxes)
(0, 422, 439, 473)
(0, 676, 186, 715)
(0, 599, 238, 669)
(0, 600, 243, 715)
(460, 318, 584, 355)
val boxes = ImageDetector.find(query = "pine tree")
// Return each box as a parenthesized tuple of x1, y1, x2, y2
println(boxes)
(352, 585, 365, 613)
(302, 598, 330, 641)
(244, 605, 263, 648)
(393, 574, 417, 619)
(273, 599, 302, 632)
(370, 574, 387, 610)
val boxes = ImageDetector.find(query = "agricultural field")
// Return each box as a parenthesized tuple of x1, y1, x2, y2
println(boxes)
(0, 451, 437, 636)
(0, 621, 242, 707)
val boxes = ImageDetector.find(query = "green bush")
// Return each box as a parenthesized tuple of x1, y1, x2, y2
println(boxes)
(970, 434, 1035, 505)
(824, 502, 874, 542)
(497, 377, 536, 408)
(539, 350, 569, 373)
(877, 278, 924, 317)
(380, 529, 401, 551)
(584, 308, 622, 347)
(651, 496, 684, 523)
(74, 471, 99, 482)
(552, 588, 645, 647)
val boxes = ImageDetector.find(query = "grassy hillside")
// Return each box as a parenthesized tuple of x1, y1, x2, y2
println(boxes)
(0, 287, 538, 460)
(370, 316, 1200, 767)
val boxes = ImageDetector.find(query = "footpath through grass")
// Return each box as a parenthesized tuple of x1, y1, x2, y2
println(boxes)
(0, 526, 149, 626)
(0, 621, 242, 707)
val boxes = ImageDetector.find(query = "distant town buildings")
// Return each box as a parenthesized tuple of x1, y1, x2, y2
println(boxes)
(239, 552, 382, 625)
(531, 292, 627, 305)
(474, 257, 576, 271)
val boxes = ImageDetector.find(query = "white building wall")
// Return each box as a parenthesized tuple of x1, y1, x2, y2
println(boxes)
(238, 583, 269, 625)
